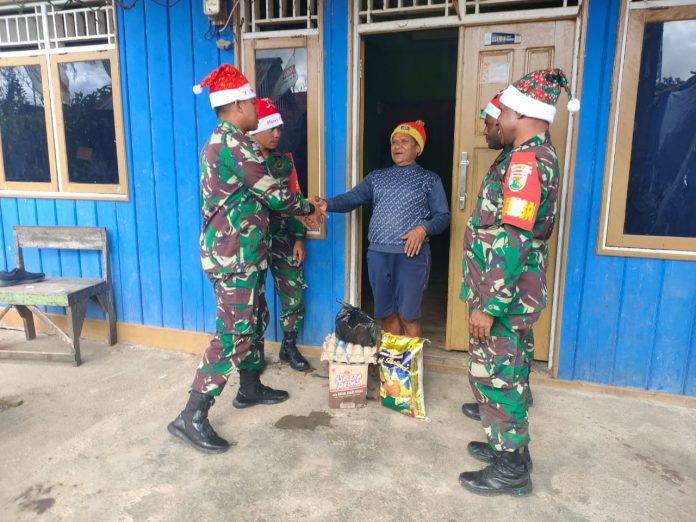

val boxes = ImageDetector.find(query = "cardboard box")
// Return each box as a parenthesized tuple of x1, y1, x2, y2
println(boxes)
(328, 362, 368, 409)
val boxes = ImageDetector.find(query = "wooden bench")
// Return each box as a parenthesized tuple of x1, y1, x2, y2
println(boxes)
(0, 226, 117, 366)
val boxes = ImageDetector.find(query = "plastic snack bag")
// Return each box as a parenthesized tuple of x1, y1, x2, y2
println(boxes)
(378, 332, 426, 419)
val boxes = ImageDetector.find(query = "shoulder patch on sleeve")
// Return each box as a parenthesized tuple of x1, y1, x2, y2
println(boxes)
(501, 151, 541, 231)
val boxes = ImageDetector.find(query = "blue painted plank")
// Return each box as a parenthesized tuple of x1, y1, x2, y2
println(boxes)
(75, 200, 100, 278)
(143, 1, 184, 330)
(35, 200, 63, 315)
(611, 258, 664, 389)
(75, 200, 103, 319)
(266, 271, 279, 341)
(324, 0, 350, 346)
(16, 199, 41, 273)
(0, 201, 19, 268)
(558, 0, 621, 380)
(0, 202, 8, 271)
(121, 4, 163, 327)
(648, 261, 696, 394)
(95, 202, 124, 320)
(169, 0, 204, 332)
(684, 309, 696, 396)
(54, 200, 81, 278)
(192, 5, 222, 331)
(112, 6, 143, 325)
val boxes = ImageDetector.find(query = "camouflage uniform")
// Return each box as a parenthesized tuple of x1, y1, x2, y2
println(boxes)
(191, 120, 312, 396)
(267, 152, 307, 334)
(460, 132, 559, 452)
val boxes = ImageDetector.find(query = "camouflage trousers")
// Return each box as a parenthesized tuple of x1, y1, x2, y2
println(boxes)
(191, 269, 269, 396)
(468, 310, 539, 452)
(269, 231, 306, 334)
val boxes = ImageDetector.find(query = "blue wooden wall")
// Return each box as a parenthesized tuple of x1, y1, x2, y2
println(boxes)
(0, 0, 348, 347)
(558, 0, 696, 396)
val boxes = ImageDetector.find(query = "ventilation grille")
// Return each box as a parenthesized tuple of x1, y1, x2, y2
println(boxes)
(240, 0, 319, 33)
(0, 1, 114, 53)
(358, 0, 581, 24)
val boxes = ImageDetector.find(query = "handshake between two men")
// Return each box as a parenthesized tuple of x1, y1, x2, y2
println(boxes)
(294, 195, 330, 232)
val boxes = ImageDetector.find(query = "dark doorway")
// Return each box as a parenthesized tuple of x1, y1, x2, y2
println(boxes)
(361, 29, 458, 347)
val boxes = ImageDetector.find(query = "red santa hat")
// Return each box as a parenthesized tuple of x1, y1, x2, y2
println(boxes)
(192, 64, 255, 108)
(500, 68, 580, 124)
(480, 91, 503, 119)
(248, 98, 283, 135)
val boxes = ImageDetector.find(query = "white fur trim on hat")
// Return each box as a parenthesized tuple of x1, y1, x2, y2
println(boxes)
(483, 102, 501, 119)
(248, 113, 283, 135)
(500, 85, 557, 124)
(209, 83, 256, 108)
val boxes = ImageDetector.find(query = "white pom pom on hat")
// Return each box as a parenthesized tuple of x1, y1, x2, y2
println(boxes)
(192, 84, 203, 95)
(567, 97, 580, 113)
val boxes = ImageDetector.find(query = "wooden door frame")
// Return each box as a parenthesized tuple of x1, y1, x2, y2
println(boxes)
(346, 3, 586, 372)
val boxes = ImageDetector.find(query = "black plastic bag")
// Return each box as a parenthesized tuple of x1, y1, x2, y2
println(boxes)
(335, 301, 380, 347)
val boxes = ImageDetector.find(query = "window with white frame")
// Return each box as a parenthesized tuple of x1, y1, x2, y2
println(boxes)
(0, 0, 127, 198)
(599, 1, 696, 259)
(240, 0, 324, 237)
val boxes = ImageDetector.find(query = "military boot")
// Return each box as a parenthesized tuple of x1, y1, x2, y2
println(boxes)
(461, 402, 481, 421)
(459, 448, 532, 496)
(233, 369, 289, 409)
(467, 441, 533, 471)
(279, 331, 310, 371)
(167, 391, 230, 453)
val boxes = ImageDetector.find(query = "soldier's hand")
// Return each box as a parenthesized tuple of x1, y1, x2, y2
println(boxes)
(293, 240, 306, 266)
(469, 309, 494, 341)
(400, 225, 427, 257)
(297, 215, 320, 231)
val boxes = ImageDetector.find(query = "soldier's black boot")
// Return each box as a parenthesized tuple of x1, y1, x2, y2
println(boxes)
(167, 391, 230, 454)
(459, 448, 532, 496)
(279, 331, 310, 371)
(467, 441, 533, 471)
(233, 369, 289, 409)
(461, 402, 481, 421)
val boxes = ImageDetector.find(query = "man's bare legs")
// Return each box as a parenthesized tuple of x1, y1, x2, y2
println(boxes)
(401, 318, 422, 338)
(380, 313, 422, 338)
(381, 313, 401, 335)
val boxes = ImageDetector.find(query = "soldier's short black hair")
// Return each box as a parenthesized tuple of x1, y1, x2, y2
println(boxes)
(214, 102, 236, 117)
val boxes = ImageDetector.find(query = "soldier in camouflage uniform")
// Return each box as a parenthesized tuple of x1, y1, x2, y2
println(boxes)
(458, 69, 579, 495)
(249, 98, 310, 371)
(167, 65, 323, 454)
(461, 91, 535, 422)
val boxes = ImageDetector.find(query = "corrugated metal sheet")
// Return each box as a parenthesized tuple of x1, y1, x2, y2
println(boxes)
(0, 0, 349, 347)
(558, 0, 696, 396)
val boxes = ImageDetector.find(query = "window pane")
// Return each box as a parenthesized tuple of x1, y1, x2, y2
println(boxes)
(0, 65, 51, 183)
(60, 59, 118, 185)
(624, 19, 696, 238)
(255, 47, 309, 194)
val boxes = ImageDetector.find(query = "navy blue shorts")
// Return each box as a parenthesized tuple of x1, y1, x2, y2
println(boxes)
(366, 250, 431, 321)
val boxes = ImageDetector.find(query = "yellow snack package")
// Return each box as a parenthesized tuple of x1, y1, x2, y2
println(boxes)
(378, 332, 426, 419)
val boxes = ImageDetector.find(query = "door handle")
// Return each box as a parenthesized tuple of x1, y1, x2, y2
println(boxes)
(458, 151, 469, 210)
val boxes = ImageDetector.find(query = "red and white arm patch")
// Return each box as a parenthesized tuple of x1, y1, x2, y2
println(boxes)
(501, 151, 541, 231)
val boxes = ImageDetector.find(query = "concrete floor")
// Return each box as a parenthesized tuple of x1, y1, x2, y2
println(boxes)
(1, 329, 695, 522)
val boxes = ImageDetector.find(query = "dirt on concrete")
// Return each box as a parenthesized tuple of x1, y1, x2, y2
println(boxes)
(0, 329, 695, 521)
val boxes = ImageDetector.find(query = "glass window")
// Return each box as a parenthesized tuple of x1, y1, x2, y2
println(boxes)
(600, 5, 696, 259)
(59, 59, 119, 185)
(624, 19, 696, 238)
(255, 47, 309, 195)
(0, 2, 126, 199)
(0, 65, 51, 183)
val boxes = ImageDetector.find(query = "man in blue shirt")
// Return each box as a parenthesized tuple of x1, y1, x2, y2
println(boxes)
(316, 121, 450, 337)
